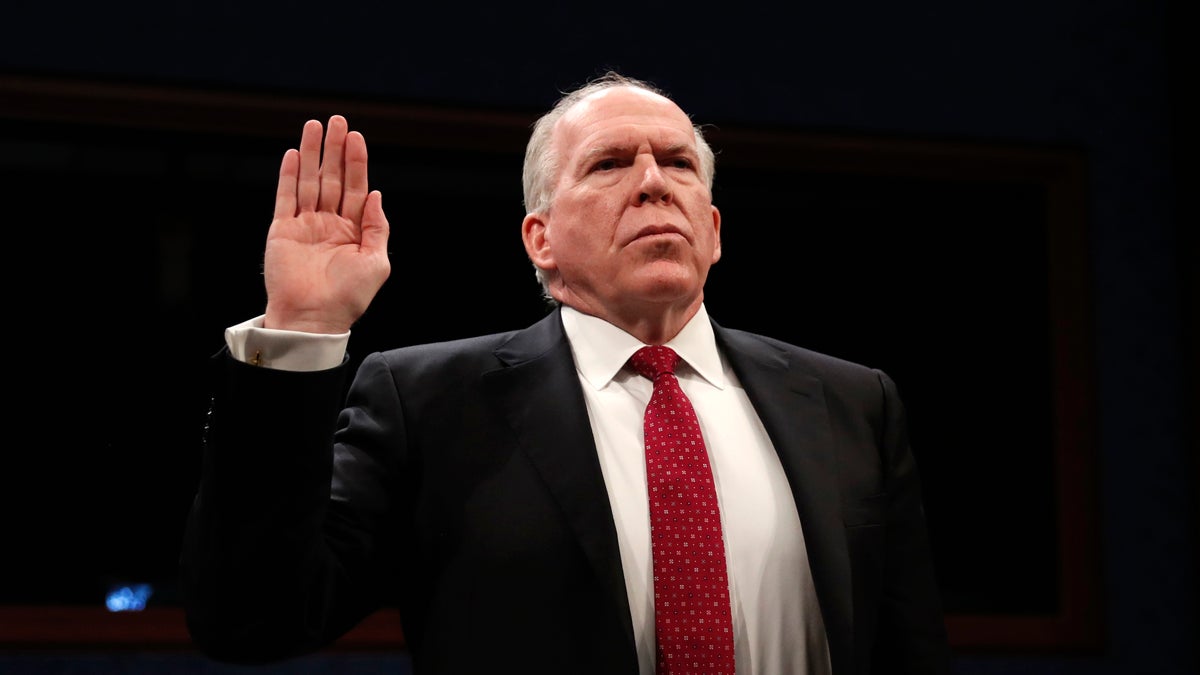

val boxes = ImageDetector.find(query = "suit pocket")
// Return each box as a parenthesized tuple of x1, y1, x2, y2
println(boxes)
(843, 491, 887, 528)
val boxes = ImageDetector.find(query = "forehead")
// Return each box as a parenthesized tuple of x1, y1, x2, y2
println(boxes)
(553, 87, 696, 156)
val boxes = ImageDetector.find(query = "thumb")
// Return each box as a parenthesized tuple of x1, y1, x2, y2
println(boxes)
(360, 190, 390, 255)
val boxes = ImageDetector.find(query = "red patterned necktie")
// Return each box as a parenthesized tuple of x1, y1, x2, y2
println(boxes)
(630, 345, 735, 674)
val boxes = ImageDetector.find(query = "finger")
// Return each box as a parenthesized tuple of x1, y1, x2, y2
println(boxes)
(273, 148, 300, 220)
(341, 130, 369, 224)
(360, 190, 390, 255)
(318, 115, 349, 213)
(296, 119, 324, 212)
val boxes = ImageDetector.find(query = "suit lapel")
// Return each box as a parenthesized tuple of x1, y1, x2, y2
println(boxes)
(714, 323, 853, 673)
(481, 309, 638, 659)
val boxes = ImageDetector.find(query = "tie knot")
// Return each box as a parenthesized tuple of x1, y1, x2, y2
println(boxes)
(630, 345, 680, 381)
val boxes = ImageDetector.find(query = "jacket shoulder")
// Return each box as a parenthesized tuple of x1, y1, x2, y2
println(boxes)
(716, 325, 885, 382)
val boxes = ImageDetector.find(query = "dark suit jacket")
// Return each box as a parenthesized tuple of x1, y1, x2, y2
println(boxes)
(182, 307, 950, 675)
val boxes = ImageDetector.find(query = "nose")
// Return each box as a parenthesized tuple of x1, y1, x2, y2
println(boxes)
(635, 157, 672, 205)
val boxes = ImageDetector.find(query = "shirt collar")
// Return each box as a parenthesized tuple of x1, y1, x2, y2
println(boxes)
(561, 303, 727, 391)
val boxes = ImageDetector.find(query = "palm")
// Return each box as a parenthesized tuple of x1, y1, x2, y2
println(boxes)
(262, 116, 390, 334)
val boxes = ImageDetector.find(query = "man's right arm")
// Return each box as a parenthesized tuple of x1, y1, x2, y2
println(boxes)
(180, 114, 393, 663)
(180, 346, 360, 663)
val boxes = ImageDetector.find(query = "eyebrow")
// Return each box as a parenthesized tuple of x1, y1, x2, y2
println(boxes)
(578, 141, 698, 168)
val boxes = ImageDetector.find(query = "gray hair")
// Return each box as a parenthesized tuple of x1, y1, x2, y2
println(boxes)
(521, 72, 717, 303)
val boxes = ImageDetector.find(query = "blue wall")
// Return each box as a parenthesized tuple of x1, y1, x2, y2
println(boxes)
(1, 1, 1193, 673)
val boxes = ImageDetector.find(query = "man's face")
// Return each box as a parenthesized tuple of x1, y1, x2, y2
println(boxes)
(522, 87, 721, 322)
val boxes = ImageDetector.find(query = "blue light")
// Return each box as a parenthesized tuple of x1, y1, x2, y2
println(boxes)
(105, 583, 153, 612)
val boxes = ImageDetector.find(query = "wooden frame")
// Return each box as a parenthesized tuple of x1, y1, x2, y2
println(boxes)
(0, 74, 1100, 653)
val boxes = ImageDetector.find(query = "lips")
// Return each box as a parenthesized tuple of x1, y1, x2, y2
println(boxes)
(632, 224, 687, 242)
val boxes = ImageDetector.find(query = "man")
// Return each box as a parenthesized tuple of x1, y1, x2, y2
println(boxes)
(181, 72, 951, 674)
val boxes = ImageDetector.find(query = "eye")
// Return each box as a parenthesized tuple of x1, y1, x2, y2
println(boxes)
(667, 157, 694, 170)
(591, 158, 618, 172)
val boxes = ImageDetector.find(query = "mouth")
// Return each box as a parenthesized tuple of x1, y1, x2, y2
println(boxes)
(632, 224, 687, 243)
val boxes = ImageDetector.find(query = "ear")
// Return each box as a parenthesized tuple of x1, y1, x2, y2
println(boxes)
(522, 212, 557, 272)
(709, 205, 722, 264)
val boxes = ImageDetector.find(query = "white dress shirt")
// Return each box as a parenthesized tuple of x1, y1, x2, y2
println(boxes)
(224, 304, 830, 674)
(560, 304, 829, 675)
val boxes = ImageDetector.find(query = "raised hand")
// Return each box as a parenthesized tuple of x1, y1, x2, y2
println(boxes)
(262, 115, 391, 334)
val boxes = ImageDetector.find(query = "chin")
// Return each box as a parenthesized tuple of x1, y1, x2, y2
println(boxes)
(630, 278, 699, 304)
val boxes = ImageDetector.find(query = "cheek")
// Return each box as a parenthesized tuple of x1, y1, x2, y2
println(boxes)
(562, 202, 621, 246)
(546, 190, 631, 262)
(550, 222, 603, 266)
(689, 209, 718, 245)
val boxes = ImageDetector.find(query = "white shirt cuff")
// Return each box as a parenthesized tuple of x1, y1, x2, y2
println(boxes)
(224, 315, 350, 372)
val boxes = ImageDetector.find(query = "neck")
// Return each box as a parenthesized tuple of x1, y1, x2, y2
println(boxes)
(560, 295, 704, 345)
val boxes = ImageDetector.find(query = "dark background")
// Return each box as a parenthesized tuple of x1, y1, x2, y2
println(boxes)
(0, 0, 1194, 673)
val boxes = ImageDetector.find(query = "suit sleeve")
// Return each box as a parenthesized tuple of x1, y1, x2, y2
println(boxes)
(872, 368, 952, 674)
(179, 349, 397, 664)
